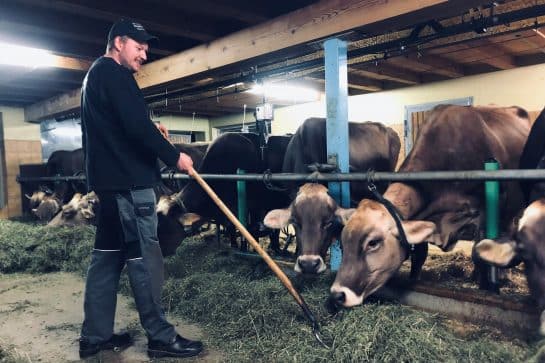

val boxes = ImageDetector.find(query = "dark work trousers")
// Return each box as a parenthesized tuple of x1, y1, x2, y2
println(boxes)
(81, 188, 176, 344)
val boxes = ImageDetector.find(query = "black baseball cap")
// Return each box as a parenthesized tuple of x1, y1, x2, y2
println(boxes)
(107, 19, 158, 46)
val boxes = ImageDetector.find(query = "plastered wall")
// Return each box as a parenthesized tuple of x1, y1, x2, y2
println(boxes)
(269, 63, 545, 135)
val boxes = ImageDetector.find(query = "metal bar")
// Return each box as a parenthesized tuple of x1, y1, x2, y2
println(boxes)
(485, 159, 500, 292)
(15, 169, 545, 184)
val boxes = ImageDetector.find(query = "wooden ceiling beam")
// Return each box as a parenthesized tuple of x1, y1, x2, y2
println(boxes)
(160, 0, 268, 24)
(349, 62, 420, 85)
(387, 53, 465, 78)
(12, 0, 218, 42)
(0, 15, 171, 57)
(26, 0, 492, 121)
(309, 75, 383, 92)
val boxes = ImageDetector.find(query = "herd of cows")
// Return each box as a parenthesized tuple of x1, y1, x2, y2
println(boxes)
(22, 105, 545, 334)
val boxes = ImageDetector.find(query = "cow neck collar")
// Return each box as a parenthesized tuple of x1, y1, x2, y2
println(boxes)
(367, 183, 413, 260)
(173, 192, 188, 213)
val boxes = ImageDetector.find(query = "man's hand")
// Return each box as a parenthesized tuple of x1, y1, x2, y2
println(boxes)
(177, 152, 193, 172)
(156, 123, 169, 139)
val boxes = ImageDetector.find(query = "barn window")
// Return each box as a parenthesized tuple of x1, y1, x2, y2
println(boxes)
(40, 118, 82, 161)
(404, 97, 473, 155)
(215, 121, 271, 136)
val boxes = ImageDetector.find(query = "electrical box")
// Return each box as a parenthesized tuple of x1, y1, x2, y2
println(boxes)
(255, 103, 274, 121)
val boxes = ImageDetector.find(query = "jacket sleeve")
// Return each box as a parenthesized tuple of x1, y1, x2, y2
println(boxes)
(104, 68, 179, 167)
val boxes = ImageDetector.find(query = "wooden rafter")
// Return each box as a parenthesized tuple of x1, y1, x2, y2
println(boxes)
(387, 53, 465, 78)
(161, 0, 268, 24)
(12, 0, 218, 42)
(24, 0, 493, 121)
(349, 62, 420, 85)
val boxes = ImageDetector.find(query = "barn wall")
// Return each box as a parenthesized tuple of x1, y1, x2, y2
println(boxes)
(0, 106, 42, 219)
(152, 114, 211, 140)
(271, 63, 545, 134)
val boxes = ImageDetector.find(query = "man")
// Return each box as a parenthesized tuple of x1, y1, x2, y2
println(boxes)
(78, 19, 203, 359)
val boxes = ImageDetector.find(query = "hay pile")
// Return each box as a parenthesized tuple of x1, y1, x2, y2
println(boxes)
(1, 219, 544, 362)
(0, 220, 93, 274)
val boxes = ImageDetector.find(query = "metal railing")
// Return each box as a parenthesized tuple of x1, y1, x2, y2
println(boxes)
(15, 169, 545, 184)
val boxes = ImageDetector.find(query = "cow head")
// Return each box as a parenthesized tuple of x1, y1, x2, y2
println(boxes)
(156, 193, 206, 256)
(474, 199, 545, 334)
(264, 184, 350, 274)
(328, 199, 437, 310)
(47, 192, 99, 227)
(32, 194, 62, 221)
(25, 190, 47, 210)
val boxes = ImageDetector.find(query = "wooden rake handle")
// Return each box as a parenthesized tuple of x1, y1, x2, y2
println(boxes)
(188, 167, 304, 306)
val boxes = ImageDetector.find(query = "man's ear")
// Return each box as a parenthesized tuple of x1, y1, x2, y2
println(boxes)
(399, 220, 437, 244)
(474, 239, 517, 267)
(335, 208, 356, 225)
(263, 209, 291, 229)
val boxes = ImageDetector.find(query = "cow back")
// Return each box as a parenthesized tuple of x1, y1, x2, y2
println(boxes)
(282, 117, 400, 202)
(519, 107, 545, 203)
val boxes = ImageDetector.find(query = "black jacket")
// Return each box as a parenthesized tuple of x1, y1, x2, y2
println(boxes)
(81, 57, 179, 191)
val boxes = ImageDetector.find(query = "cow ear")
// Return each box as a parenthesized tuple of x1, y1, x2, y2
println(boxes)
(263, 209, 291, 229)
(81, 208, 95, 219)
(474, 239, 517, 267)
(400, 220, 437, 244)
(334, 208, 355, 225)
(178, 213, 202, 227)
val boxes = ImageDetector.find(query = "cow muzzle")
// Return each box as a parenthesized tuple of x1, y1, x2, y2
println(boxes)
(295, 255, 326, 274)
(325, 291, 346, 314)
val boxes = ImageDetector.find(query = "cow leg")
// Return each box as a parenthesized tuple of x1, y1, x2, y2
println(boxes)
(474, 260, 500, 293)
(215, 222, 222, 247)
(409, 243, 428, 280)
(268, 229, 281, 254)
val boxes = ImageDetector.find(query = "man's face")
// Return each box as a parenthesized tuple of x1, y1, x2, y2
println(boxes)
(117, 37, 148, 72)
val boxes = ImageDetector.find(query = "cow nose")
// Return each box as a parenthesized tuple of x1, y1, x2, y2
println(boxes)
(325, 291, 346, 314)
(331, 291, 346, 305)
(298, 258, 320, 273)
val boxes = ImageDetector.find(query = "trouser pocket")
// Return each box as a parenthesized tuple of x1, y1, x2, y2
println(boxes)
(116, 188, 164, 302)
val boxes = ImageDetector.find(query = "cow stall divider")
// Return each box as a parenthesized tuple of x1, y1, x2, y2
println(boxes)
(17, 169, 545, 334)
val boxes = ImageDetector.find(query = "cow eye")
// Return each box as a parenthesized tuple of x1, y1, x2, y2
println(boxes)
(290, 219, 300, 229)
(367, 238, 382, 250)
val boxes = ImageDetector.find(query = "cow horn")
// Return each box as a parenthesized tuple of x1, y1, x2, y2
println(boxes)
(25, 194, 32, 200)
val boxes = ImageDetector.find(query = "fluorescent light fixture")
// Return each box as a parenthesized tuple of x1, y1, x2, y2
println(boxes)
(248, 83, 321, 103)
(0, 41, 56, 68)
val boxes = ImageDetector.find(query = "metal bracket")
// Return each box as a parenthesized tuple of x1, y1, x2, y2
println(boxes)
(327, 153, 338, 169)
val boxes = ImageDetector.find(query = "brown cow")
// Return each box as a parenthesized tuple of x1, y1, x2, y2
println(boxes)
(328, 105, 530, 310)
(47, 191, 99, 227)
(264, 118, 400, 274)
(474, 107, 545, 335)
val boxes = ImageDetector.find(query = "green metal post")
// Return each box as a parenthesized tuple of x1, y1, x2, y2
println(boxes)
(484, 158, 499, 291)
(237, 169, 247, 251)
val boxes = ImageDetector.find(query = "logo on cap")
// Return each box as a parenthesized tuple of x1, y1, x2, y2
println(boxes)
(132, 22, 145, 31)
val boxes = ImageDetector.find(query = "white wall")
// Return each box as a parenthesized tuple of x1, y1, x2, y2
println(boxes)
(0, 106, 40, 140)
(265, 63, 545, 134)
